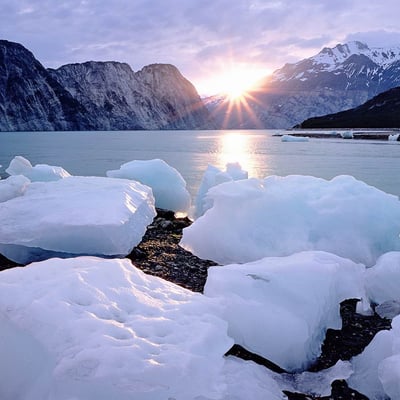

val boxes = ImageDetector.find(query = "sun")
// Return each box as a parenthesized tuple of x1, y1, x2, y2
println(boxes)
(225, 80, 251, 101)
(196, 64, 270, 99)
(219, 65, 269, 101)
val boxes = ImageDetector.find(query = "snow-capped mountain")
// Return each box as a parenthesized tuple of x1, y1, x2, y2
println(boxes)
(0, 40, 213, 131)
(206, 41, 400, 129)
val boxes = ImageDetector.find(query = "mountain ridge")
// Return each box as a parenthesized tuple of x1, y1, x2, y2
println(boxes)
(0, 40, 214, 131)
(205, 41, 400, 129)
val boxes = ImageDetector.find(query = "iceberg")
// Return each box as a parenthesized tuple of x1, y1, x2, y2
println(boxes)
(0, 175, 30, 203)
(0, 257, 233, 400)
(107, 158, 191, 213)
(0, 176, 155, 264)
(204, 251, 367, 372)
(181, 175, 400, 266)
(281, 134, 309, 142)
(6, 155, 71, 181)
(195, 162, 248, 218)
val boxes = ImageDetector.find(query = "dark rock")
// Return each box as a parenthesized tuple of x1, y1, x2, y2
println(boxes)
(300, 86, 400, 128)
(225, 344, 288, 374)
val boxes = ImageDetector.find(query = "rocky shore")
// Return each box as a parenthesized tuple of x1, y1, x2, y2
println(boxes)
(0, 208, 393, 399)
(129, 209, 392, 400)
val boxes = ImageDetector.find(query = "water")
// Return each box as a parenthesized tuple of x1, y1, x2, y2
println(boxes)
(0, 129, 399, 198)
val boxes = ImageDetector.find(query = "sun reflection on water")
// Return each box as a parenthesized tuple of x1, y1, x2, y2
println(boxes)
(218, 132, 258, 177)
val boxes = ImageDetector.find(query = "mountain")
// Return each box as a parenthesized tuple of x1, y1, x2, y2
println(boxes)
(298, 86, 400, 128)
(0, 40, 93, 131)
(49, 62, 213, 130)
(206, 41, 400, 129)
(0, 40, 213, 131)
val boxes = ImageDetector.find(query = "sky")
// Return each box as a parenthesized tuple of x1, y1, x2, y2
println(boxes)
(2, 0, 400, 96)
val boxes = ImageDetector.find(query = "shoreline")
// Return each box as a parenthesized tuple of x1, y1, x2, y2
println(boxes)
(275, 129, 400, 140)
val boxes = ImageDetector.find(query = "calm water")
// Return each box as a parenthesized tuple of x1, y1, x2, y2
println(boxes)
(0, 129, 399, 198)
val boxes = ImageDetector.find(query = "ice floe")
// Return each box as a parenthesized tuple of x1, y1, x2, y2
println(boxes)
(0, 176, 155, 263)
(181, 175, 400, 266)
(204, 251, 367, 372)
(6, 155, 71, 181)
(107, 158, 191, 213)
(0, 257, 233, 400)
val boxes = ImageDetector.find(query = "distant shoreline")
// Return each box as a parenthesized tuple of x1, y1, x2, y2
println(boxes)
(276, 129, 400, 140)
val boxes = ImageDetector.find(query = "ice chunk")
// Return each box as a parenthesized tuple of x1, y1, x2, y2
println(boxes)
(341, 131, 354, 139)
(379, 354, 400, 400)
(0, 257, 233, 400)
(281, 134, 309, 142)
(276, 360, 353, 397)
(6, 155, 71, 181)
(366, 252, 400, 305)
(219, 357, 285, 400)
(204, 251, 366, 372)
(107, 158, 190, 212)
(0, 175, 30, 203)
(195, 162, 248, 218)
(376, 300, 400, 319)
(388, 133, 399, 141)
(0, 176, 155, 264)
(181, 175, 400, 266)
(348, 320, 398, 399)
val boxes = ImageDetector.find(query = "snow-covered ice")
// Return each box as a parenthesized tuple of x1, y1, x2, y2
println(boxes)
(204, 251, 367, 372)
(0, 176, 155, 264)
(0, 257, 233, 400)
(6, 155, 71, 181)
(281, 134, 309, 142)
(194, 162, 248, 218)
(107, 158, 191, 213)
(181, 175, 400, 266)
(388, 133, 399, 141)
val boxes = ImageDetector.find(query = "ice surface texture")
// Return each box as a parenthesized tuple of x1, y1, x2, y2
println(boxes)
(194, 162, 248, 218)
(205, 251, 367, 372)
(0, 176, 156, 263)
(181, 175, 400, 266)
(0, 257, 235, 400)
(107, 158, 191, 212)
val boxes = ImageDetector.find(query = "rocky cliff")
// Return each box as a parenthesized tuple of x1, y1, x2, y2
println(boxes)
(0, 40, 213, 131)
(206, 41, 400, 129)
(0, 40, 93, 131)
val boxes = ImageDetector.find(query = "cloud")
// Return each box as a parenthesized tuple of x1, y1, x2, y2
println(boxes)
(1, 0, 400, 94)
(345, 30, 400, 47)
